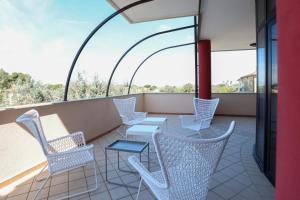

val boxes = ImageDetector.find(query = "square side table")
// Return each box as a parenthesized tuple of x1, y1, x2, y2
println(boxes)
(105, 140, 149, 188)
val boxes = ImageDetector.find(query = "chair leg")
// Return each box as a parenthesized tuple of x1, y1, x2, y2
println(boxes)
(136, 178, 143, 200)
(117, 124, 127, 138)
(33, 174, 50, 200)
(116, 125, 123, 137)
(92, 160, 98, 190)
(55, 161, 98, 200)
(35, 165, 48, 182)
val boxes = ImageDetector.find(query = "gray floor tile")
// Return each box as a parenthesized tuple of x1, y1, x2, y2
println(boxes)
(2, 116, 274, 200)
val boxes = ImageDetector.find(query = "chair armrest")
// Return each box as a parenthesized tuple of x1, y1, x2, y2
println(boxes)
(128, 156, 167, 189)
(47, 132, 86, 153)
(119, 113, 147, 124)
(48, 144, 94, 158)
(47, 144, 95, 171)
(120, 115, 130, 124)
(133, 112, 147, 119)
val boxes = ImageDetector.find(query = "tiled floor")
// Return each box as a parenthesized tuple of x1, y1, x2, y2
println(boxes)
(2, 115, 275, 200)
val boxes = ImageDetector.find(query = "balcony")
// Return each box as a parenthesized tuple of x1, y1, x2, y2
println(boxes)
(0, 93, 274, 200)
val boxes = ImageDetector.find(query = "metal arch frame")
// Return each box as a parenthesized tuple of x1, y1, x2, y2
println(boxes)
(194, 16, 199, 97)
(63, 0, 153, 101)
(105, 24, 197, 97)
(127, 42, 195, 94)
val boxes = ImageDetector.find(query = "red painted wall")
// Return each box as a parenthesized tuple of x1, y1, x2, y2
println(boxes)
(198, 40, 212, 99)
(276, 0, 300, 199)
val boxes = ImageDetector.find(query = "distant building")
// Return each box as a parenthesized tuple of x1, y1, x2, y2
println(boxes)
(238, 72, 257, 92)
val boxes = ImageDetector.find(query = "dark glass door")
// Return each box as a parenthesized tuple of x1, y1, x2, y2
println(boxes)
(266, 21, 277, 183)
(255, 27, 267, 169)
(255, 0, 277, 186)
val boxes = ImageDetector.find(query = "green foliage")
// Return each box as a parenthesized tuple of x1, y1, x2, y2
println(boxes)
(0, 69, 10, 90)
(47, 84, 63, 91)
(159, 85, 179, 93)
(0, 69, 31, 90)
(182, 83, 194, 93)
(0, 68, 241, 108)
(69, 72, 107, 100)
(212, 81, 238, 93)
(69, 72, 89, 99)
(89, 75, 106, 98)
(0, 68, 63, 107)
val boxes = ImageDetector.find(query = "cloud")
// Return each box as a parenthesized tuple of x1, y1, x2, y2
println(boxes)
(184, 34, 195, 43)
(59, 19, 91, 26)
(0, 0, 53, 28)
(0, 0, 74, 84)
(0, 26, 72, 83)
(157, 24, 173, 32)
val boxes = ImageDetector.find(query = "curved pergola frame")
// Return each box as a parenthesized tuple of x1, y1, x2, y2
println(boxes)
(63, 0, 153, 101)
(105, 24, 197, 96)
(127, 42, 195, 94)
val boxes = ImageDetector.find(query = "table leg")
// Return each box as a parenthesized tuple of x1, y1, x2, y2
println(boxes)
(165, 119, 168, 131)
(148, 144, 150, 170)
(105, 149, 108, 181)
(117, 151, 120, 170)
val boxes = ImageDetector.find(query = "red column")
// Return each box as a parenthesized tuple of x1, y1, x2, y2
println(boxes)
(198, 40, 212, 99)
(277, 0, 300, 199)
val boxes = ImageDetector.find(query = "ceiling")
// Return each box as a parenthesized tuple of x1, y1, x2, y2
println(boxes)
(107, 0, 199, 23)
(106, 0, 256, 51)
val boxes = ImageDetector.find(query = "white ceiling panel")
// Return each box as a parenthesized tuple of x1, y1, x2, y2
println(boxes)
(107, 0, 199, 23)
(106, 0, 256, 51)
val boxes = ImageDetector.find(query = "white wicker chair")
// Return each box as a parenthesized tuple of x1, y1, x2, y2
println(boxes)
(16, 110, 98, 200)
(113, 97, 147, 137)
(129, 121, 235, 200)
(180, 98, 219, 132)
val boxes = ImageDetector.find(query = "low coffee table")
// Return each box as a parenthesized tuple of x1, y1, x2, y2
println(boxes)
(142, 117, 168, 131)
(105, 140, 149, 188)
(126, 125, 160, 138)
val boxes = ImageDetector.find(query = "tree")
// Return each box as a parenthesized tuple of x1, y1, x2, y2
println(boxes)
(0, 69, 32, 90)
(181, 83, 194, 93)
(9, 72, 31, 85)
(89, 75, 106, 97)
(159, 85, 178, 93)
(69, 72, 89, 100)
(0, 69, 10, 90)
(212, 81, 238, 93)
(0, 68, 64, 106)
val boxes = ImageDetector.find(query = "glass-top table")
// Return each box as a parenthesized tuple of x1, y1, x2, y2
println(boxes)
(105, 140, 149, 188)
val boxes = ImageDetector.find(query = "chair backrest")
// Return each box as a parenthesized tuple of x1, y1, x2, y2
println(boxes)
(113, 97, 136, 119)
(153, 121, 235, 200)
(193, 98, 219, 120)
(16, 109, 48, 155)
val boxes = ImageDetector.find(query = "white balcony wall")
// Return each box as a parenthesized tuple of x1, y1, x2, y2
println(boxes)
(144, 93, 256, 116)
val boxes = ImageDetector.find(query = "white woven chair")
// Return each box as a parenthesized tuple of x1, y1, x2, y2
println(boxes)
(113, 97, 147, 137)
(16, 110, 98, 200)
(180, 98, 219, 132)
(129, 121, 235, 200)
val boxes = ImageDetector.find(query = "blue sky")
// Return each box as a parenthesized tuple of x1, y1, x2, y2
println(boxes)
(0, 0, 255, 86)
